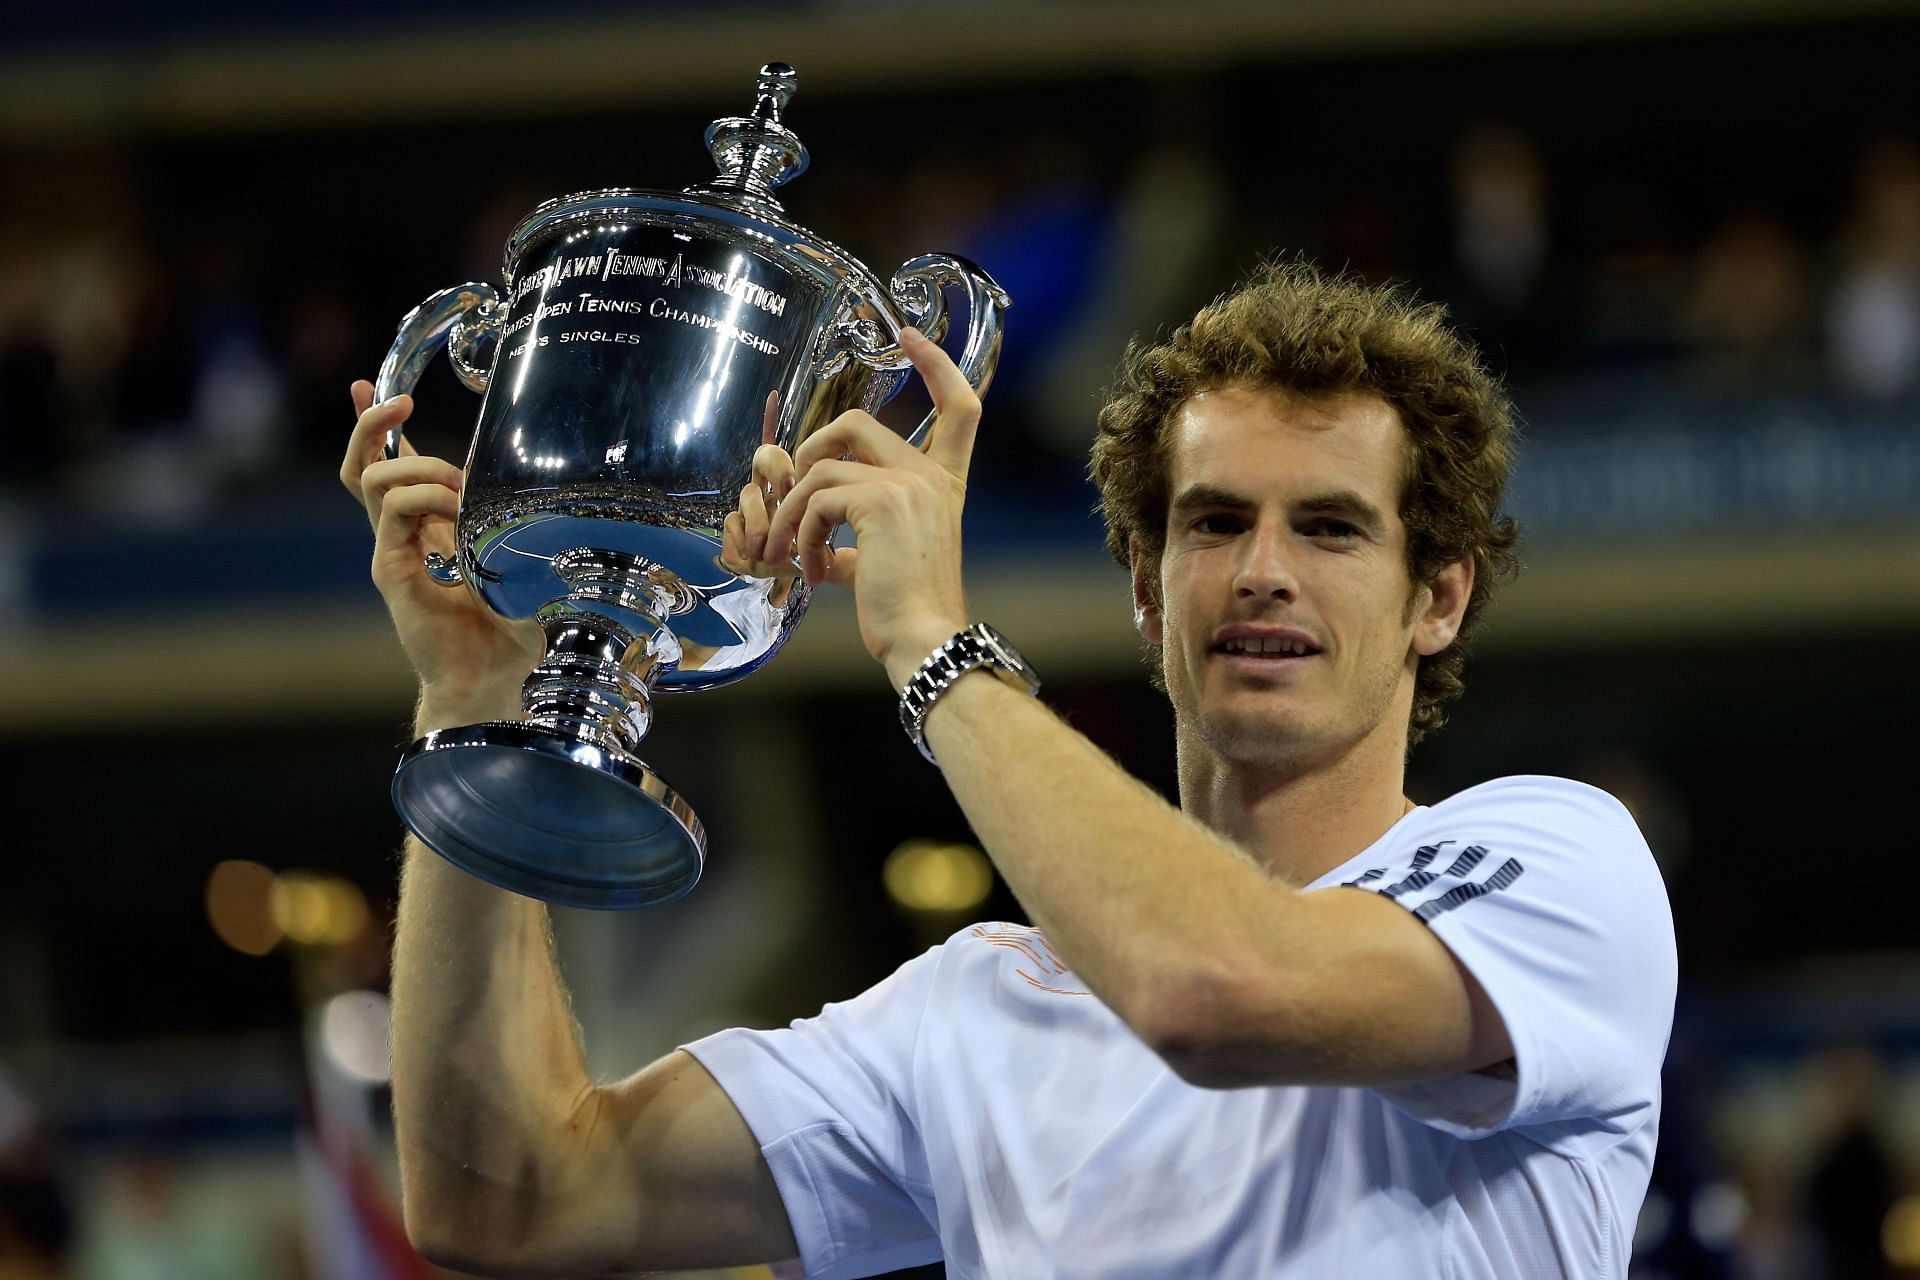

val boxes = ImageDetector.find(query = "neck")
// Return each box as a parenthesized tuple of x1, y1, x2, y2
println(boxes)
(1176, 718, 1414, 886)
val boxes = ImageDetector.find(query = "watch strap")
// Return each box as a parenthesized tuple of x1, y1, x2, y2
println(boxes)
(898, 623, 1040, 764)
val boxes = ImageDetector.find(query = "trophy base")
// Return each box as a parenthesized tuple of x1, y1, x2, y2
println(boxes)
(392, 722, 705, 909)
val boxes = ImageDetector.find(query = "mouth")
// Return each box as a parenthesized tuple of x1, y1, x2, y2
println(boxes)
(1209, 628, 1323, 670)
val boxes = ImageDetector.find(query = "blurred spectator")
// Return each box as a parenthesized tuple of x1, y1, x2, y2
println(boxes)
(1731, 1163, 1825, 1280)
(0, 1067, 71, 1280)
(893, 141, 1000, 254)
(184, 243, 287, 485)
(1805, 1046, 1900, 1280)
(952, 131, 1111, 407)
(284, 289, 364, 461)
(0, 240, 63, 495)
(1577, 175, 1690, 369)
(1452, 121, 1549, 313)
(1683, 211, 1813, 388)
(1449, 119, 1562, 374)
(1826, 137, 1920, 403)
(82, 260, 210, 523)
(1033, 84, 1229, 462)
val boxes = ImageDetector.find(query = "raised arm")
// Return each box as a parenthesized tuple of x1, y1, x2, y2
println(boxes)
(754, 335, 1513, 1095)
(344, 383, 795, 1276)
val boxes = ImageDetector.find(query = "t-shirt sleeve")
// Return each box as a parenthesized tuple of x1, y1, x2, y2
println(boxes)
(680, 946, 944, 1280)
(1327, 777, 1677, 1141)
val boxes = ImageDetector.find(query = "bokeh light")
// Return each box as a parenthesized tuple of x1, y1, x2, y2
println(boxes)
(1883, 1194, 1920, 1268)
(883, 840, 994, 914)
(205, 860, 284, 956)
(269, 872, 370, 947)
(319, 990, 392, 1085)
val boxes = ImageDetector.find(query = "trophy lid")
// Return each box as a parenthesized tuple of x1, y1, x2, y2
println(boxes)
(688, 63, 810, 213)
(502, 62, 877, 292)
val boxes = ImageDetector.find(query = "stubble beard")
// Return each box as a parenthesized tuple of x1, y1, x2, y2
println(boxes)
(1168, 639, 1409, 776)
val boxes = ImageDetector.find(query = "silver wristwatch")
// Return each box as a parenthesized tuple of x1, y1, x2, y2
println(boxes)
(898, 623, 1042, 764)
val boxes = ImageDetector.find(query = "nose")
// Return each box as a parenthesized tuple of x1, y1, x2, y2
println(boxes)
(1233, 522, 1297, 601)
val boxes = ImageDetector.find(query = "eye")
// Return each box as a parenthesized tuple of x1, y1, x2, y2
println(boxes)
(1307, 518, 1361, 541)
(1192, 513, 1244, 536)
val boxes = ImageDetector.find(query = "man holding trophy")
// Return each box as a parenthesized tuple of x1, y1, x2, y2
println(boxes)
(342, 65, 1674, 1280)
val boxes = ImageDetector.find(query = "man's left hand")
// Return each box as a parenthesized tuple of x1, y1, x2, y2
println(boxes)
(760, 326, 980, 688)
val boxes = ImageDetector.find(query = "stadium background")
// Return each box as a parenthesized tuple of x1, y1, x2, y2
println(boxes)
(2, 1, 1918, 1276)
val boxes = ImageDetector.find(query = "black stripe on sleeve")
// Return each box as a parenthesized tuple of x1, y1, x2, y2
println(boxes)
(1442, 845, 1487, 878)
(1383, 869, 1437, 899)
(1413, 858, 1525, 922)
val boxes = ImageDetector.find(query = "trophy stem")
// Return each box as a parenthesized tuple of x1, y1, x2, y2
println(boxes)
(522, 609, 662, 754)
(391, 554, 705, 909)
(524, 548, 693, 755)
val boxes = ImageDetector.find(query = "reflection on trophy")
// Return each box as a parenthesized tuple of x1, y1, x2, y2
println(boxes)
(374, 63, 1009, 909)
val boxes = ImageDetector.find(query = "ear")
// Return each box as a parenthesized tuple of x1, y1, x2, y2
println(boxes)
(1128, 537, 1164, 646)
(1412, 557, 1473, 658)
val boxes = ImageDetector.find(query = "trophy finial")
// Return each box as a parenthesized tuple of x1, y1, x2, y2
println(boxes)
(755, 63, 798, 119)
(696, 61, 810, 207)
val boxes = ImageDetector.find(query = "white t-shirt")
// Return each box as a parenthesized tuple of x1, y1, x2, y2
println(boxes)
(684, 775, 1677, 1279)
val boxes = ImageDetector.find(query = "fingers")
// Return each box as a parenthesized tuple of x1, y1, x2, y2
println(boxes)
(820, 543, 858, 590)
(738, 480, 770, 561)
(765, 458, 874, 579)
(717, 440, 797, 578)
(360, 455, 463, 531)
(791, 411, 917, 482)
(721, 468, 804, 580)
(792, 486, 852, 586)
(363, 455, 464, 502)
(374, 481, 460, 563)
(720, 509, 750, 574)
(900, 326, 983, 481)
(341, 389, 416, 496)
(752, 442, 795, 501)
(761, 388, 780, 446)
(378, 480, 460, 524)
(784, 329, 982, 485)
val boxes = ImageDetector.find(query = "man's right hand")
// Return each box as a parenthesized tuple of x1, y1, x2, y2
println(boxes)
(349, 381, 798, 1274)
(340, 379, 541, 720)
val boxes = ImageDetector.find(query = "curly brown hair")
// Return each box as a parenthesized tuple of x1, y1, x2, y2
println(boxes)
(1089, 260, 1521, 746)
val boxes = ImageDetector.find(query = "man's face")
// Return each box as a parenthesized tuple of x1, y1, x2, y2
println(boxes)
(1134, 386, 1468, 771)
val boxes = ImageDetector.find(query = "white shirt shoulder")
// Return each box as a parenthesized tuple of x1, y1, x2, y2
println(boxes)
(1315, 774, 1678, 1142)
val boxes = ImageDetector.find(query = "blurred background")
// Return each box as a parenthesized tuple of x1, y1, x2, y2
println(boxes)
(2, 0, 1918, 1276)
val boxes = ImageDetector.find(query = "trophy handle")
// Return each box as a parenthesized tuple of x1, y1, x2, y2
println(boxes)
(375, 282, 506, 457)
(840, 255, 1010, 448)
(374, 282, 506, 586)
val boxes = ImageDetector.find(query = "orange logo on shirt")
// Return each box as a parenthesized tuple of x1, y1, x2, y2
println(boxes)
(971, 924, 1092, 996)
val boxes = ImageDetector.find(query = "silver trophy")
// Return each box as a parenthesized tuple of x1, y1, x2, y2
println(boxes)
(375, 63, 1008, 909)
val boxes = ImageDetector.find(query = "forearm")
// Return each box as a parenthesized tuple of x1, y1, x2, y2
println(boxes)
(910, 669, 1299, 1046)
(388, 694, 601, 1256)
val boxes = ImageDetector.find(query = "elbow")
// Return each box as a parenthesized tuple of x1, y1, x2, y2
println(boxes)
(404, 1220, 550, 1280)
(1149, 1024, 1271, 1092)
(400, 1192, 505, 1277)
(1133, 968, 1258, 1089)
(397, 1167, 537, 1278)
(1133, 965, 1321, 1090)
(403, 1216, 486, 1277)
(396, 1165, 456, 1268)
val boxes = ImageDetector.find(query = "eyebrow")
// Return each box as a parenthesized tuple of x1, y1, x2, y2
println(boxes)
(1169, 483, 1255, 516)
(1170, 483, 1388, 532)
(1298, 489, 1388, 532)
